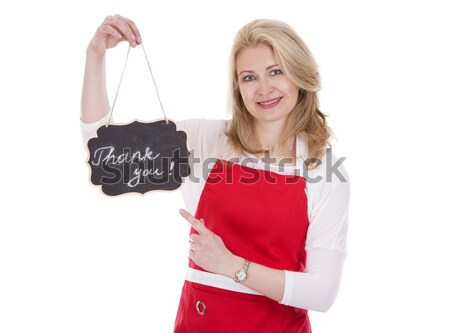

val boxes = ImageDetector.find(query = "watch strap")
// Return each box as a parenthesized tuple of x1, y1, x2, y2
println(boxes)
(234, 259, 250, 283)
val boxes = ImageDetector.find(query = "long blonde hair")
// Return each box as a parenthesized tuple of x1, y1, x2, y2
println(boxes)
(225, 19, 332, 168)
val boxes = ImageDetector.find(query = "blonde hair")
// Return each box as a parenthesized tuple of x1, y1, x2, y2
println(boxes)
(225, 19, 332, 168)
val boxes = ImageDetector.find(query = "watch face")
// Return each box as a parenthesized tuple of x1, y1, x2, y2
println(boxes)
(236, 270, 247, 281)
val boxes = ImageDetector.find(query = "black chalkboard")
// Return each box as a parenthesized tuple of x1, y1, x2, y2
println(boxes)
(87, 120, 190, 196)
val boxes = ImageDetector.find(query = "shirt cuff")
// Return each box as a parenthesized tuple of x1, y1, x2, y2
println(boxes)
(280, 270, 294, 306)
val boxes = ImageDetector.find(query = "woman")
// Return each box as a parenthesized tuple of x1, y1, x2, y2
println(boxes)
(81, 15, 350, 333)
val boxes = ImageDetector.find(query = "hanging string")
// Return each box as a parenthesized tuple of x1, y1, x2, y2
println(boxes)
(107, 45, 130, 126)
(141, 43, 168, 123)
(107, 43, 168, 126)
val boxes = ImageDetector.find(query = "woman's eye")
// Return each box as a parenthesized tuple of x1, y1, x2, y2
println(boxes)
(243, 75, 255, 81)
(270, 69, 283, 75)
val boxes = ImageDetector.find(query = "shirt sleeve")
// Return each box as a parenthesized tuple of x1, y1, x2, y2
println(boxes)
(280, 150, 350, 311)
(79, 111, 112, 147)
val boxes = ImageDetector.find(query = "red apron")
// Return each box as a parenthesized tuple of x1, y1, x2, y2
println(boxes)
(174, 159, 311, 332)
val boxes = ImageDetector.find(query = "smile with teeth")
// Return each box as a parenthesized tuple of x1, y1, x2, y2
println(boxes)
(257, 97, 282, 109)
(258, 97, 281, 105)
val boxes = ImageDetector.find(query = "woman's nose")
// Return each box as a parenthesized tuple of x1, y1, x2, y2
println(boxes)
(257, 78, 274, 96)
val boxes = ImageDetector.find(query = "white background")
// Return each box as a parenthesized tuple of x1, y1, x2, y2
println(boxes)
(1, 0, 449, 332)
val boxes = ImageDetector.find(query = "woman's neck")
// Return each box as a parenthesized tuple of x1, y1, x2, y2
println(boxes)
(253, 119, 286, 151)
(252, 120, 296, 164)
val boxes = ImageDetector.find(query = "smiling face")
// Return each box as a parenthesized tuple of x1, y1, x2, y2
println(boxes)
(236, 44, 299, 127)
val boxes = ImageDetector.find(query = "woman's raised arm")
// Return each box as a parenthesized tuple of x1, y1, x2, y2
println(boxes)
(80, 15, 142, 123)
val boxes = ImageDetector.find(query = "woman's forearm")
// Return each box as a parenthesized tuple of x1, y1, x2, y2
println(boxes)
(226, 248, 345, 311)
(80, 48, 110, 123)
(224, 255, 286, 302)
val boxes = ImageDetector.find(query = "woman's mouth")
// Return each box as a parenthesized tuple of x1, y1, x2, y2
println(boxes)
(256, 97, 282, 109)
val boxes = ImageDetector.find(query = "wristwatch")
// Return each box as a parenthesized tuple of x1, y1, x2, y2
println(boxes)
(234, 259, 250, 283)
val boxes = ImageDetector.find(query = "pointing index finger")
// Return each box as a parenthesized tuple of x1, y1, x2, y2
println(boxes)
(179, 209, 206, 233)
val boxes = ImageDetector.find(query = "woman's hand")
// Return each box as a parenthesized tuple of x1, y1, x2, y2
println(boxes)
(179, 208, 286, 302)
(88, 14, 142, 57)
(179, 209, 241, 278)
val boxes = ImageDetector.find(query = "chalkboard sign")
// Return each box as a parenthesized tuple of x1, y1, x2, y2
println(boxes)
(87, 120, 190, 196)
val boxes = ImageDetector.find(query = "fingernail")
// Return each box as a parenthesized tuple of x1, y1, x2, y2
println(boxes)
(179, 209, 185, 214)
(137, 36, 142, 43)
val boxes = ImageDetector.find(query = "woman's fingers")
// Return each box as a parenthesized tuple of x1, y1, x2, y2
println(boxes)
(189, 234, 201, 243)
(98, 24, 122, 40)
(94, 25, 122, 50)
(179, 209, 208, 234)
(89, 14, 142, 55)
(108, 18, 138, 47)
(116, 15, 142, 44)
(181, 209, 232, 274)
